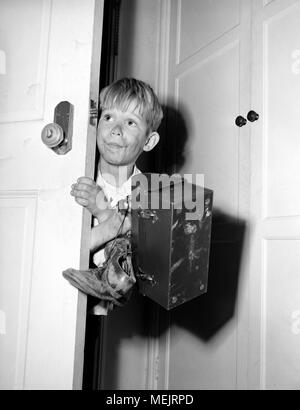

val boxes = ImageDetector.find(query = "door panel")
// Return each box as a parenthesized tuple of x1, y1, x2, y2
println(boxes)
(250, 0, 300, 390)
(0, 0, 103, 389)
(178, 43, 239, 215)
(0, 194, 37, 389)
(178, 0, 240, 63)
(264, 2, 300, 217)
(0, 0, 50, 122)
(264, 240, 300, 389)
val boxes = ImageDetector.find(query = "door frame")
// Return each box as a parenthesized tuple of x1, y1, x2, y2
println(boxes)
(73, 0, 104, 390)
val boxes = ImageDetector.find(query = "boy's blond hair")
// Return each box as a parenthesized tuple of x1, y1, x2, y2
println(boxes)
(99, 78, 163, 132)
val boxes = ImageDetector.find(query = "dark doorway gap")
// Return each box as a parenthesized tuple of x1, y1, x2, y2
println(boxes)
(82, 0, 121, 391)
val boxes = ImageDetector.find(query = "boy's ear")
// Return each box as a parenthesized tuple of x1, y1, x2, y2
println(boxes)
(143, 132, 160, 152)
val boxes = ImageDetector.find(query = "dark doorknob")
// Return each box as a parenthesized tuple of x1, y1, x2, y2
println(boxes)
(247, 110, 259, 122)
(235, 116, 247, 127)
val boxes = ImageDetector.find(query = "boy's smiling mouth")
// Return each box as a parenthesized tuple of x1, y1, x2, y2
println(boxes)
(106, 142, 125, 149)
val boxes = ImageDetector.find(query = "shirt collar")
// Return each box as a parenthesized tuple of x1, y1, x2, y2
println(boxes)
(96, 165, 141, 205)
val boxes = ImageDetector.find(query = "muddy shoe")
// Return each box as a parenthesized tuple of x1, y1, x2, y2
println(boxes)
(62, 237, 135, 306)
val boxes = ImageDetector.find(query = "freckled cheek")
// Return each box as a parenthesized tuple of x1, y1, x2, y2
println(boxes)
(129, 142, 144, 158)
(96, 134, 107, 154)
(97, 127, 109, 144)
(96, 132, 102, 146)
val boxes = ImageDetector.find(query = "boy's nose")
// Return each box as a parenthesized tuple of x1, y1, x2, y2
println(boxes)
(111, 124, 122, 136)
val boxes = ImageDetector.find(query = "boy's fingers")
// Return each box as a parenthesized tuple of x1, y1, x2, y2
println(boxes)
(73, 190, 90, 200)
(74, 182, 95, 192)
(77, 177, 96, 186)
(75, 197, 89, 206)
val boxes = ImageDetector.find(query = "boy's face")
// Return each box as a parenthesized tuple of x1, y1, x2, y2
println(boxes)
(97, 102, 159, 168)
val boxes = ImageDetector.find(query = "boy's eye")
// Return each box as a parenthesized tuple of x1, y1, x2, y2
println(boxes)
(102, 114, 113, 121)
(127, 120, 137, 127)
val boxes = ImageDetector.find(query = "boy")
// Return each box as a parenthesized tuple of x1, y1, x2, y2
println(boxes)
(63, 78, 163, 310)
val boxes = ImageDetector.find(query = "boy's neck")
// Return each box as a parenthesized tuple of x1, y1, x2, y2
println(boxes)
(99, 159, 135, 187)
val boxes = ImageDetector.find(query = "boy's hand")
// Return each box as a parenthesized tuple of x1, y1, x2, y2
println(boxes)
(71, 177, 110, 218)
(113, 208, 131, 236)
(90, 208, 131, 251)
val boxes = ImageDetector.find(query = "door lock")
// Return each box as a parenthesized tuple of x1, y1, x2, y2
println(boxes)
(235, 115, 247, 127)
(247, 110, 259, 122)
(41, 101, 74, 155)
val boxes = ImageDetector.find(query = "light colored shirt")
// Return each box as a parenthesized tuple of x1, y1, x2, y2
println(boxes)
(92, 165, 141, 267)
(90, 166, 140, 316)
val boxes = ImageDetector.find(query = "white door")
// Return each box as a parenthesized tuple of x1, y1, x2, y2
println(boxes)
(155, 0, 252, 389)
(0, 0, 103, 389)
(249, 0, 300, 389)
